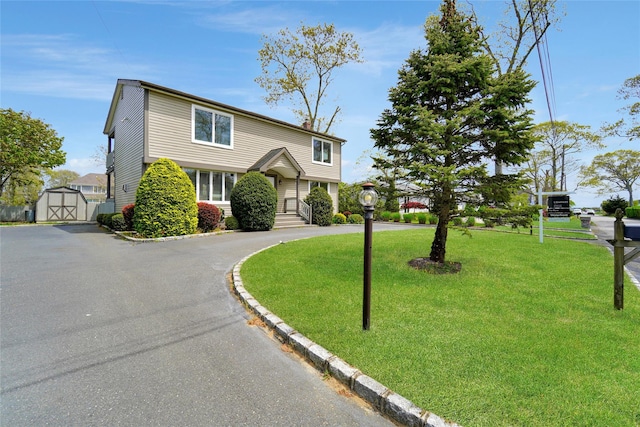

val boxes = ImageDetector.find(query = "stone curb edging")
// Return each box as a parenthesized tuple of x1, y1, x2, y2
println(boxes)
(231, 244, 461, 427)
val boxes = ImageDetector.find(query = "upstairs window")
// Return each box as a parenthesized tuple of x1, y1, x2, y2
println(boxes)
(192, 105, 233, 148)
(312, 138, 332, 165)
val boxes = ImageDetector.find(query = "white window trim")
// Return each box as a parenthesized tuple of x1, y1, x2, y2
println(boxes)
(191, 105, 234, 149)
(311, 137, 333, 166)
(309, 181, 330, 193)
(190, 169, 236, 202)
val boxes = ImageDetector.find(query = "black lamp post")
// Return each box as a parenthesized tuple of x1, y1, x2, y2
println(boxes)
(359, 182, 378, 331)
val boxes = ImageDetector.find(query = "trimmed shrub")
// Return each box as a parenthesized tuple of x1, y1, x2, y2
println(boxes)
(224, 216, 240, 230)
(452, 217, 464, 226)
(380, 211, 392, 221)
(417, 213, 427, 224)
(391, 212, 401, 222)
(197, 202, 222, 232)
(403, 213, 415, 223)
(333, 213, 347, 224)
(428, 214, 438, 224)
(133, 158, 198, 238)
(466, 216, 476, 227)
(122, 204, 135, 231)
(230, 172, 277, 231)
(484, 219, 495, 228)
(96, 213, 106, 225)
(347, 213, 364, 224)
(304, 186, 333, 227)
(401, 201, 427, 211)
(601, 195, 628, 215)
(111, 213, 127, 231)
(626, 206, 640, 219)
(102, 212, 117, 229)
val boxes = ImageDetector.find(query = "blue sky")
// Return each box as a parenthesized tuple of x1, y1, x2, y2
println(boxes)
(1, 0, 638, 207)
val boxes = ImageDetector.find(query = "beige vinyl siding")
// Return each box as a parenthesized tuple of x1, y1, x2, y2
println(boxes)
(113, 84, 145, 211)
(146, 92, 341, 182)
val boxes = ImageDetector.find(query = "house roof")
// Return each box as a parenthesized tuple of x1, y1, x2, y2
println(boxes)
(69, 173, 107, 186)
(103, 79, 347, 144)
(248, 147, 305, 179)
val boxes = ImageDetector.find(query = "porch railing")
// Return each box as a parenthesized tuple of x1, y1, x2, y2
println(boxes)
(298, 199, 312, 224)
(283, 198, 312, 224)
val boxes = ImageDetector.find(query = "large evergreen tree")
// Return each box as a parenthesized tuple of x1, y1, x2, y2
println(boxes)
(371, 0, 536, 264)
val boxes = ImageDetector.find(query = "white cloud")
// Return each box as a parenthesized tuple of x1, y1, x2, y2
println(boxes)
(196, 5, 306, 35)
(1, 34, 153, 101)
(62, 158, 105, 177)
(349, 23, 424, 76)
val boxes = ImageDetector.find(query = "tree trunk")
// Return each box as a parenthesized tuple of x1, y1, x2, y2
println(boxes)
(430, 199, 451, 263)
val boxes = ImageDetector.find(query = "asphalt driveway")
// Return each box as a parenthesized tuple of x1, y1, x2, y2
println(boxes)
(590, 214, 640, 287)
(0, 223, 410, 426)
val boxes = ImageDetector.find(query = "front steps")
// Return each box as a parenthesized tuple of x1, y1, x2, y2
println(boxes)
(274, 213, 311, 229)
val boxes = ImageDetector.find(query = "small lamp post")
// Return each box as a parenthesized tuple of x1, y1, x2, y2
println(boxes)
(359, 183, 378, 330)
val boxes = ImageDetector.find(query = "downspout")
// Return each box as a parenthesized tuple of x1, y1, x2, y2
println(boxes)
(296, 172, 300, 215)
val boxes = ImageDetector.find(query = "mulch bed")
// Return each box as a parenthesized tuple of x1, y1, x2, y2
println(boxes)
(408, 257, 462, 274)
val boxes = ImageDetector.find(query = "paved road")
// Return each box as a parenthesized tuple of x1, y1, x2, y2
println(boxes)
(589, 214, 640, 286)
(0, 223, 412, 427)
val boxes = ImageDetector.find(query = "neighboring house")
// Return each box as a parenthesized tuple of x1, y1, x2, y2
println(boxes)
(68, 173, 107, 203)
(103, 79, 345, 219)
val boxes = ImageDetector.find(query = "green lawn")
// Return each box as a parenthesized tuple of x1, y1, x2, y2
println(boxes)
(240, 229, 640, 426)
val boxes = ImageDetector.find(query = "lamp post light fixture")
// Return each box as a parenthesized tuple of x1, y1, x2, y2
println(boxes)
(359, 183, 378, 330)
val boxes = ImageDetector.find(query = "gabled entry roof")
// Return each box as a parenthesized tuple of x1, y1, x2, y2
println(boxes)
(248, 147, 305, 179)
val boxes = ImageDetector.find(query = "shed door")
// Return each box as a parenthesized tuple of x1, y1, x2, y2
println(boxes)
(47, 192, 78, 221)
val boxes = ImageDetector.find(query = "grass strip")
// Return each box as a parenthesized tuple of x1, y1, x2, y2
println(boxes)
(241, 229, 640, 426)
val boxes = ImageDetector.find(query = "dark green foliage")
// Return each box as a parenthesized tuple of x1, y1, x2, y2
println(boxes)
(478, 205, 539, 229)
(601, 195, 628, 215)
(625, 206, 640, 218)
(417, 213, 428, 224)
(333, 213, 347, 224)
(197, 202, 221, 232)
(230, 172, 277, 231)
(111, 213, 127, 231)
(304, 186, 333, 226)
(452, 217, 464, 226)
(370, 0, 535, 263)
(100, 212, 118, 228)
(428, 214, 438, 224)
(338, 182, 364, 216)
(122, 204, 135, 231)
(347, 213, 364, 224)
(224, 216, 240, 230)
(133, 158, 198, 238)
(383, 186, 400, 212)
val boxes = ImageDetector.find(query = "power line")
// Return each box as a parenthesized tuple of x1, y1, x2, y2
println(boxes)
(528, 0, 556, 127)
(91, 1, 132, 75)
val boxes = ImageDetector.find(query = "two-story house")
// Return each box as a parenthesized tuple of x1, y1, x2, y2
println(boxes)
(103, 79, 345, 220)
(68, 173, 107, 203)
